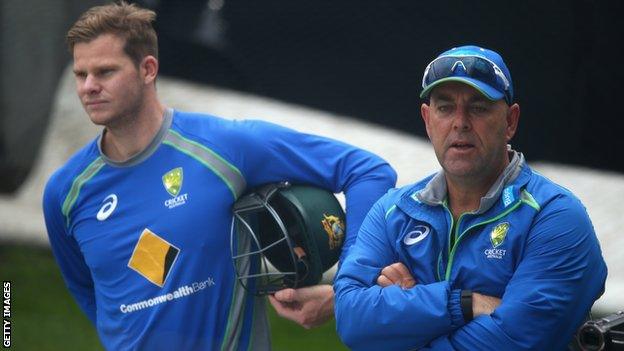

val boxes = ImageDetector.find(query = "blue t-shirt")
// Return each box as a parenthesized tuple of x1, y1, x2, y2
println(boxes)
(43, 109, 396, 350)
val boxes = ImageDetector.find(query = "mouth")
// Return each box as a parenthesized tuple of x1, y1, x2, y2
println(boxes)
(85, 100, 107, 108)
(449, 141, 475, 150)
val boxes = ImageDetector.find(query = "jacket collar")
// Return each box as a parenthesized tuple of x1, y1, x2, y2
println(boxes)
(399, 149, 529, 218)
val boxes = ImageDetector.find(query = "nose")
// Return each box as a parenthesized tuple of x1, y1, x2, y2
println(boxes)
(79, 74, 102, 95)
(451, 108, 471, 131)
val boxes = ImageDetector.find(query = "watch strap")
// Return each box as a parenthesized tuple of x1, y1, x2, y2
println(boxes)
(461, 290, 473, 322)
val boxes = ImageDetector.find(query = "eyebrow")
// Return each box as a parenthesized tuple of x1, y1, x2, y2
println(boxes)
(72, 64, 118, 75)
(467, 96, 493, 104)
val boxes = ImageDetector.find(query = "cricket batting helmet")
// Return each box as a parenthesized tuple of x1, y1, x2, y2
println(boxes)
(230, 181, 346, 295)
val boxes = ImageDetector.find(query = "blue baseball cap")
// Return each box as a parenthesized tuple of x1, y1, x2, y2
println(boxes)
(420, 45, 514, 104)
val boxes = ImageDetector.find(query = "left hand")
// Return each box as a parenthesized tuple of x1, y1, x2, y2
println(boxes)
(268, 284, 334, 329)
(472, 292, 501, 317)
(376, 262, 416, 289)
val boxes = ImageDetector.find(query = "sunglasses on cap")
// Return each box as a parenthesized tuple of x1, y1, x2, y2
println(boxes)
(421, 55, 512, 104)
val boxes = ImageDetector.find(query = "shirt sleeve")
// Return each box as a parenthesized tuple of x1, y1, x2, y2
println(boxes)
(334, 198, 466, 351)
(43, 175, 97, 325)
(231, 119, 397, 259)
(423, 197, 608, 351)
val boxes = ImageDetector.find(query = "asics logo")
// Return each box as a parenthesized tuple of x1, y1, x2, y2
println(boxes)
(403, 225, 430, 245)
(97, 194, 118, 221)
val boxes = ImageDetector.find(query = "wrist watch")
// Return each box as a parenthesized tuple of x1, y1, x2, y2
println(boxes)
(461, 290, 473, 322)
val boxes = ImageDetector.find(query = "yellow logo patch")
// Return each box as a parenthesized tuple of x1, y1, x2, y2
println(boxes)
(128, 229, 180, 287)
(490, 222, 510, 248)
(321, 214, 345, 250)
(162, 167, 183, 197)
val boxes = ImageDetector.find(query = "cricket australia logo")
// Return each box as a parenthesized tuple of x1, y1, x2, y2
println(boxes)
(485, 222, 509, 259)
(321, 214, 345, 250)
(162, 167, 188, 209)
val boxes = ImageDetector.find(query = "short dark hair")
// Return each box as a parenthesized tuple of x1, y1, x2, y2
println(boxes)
(66, 1, 158, 66)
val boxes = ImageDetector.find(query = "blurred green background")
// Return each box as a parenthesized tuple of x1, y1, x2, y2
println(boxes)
(0, 244, 348, 351)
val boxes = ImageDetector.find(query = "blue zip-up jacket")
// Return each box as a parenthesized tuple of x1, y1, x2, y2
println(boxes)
(334, 152, 607, 350)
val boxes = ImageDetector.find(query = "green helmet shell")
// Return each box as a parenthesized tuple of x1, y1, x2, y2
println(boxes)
(231, 182, 345, 295)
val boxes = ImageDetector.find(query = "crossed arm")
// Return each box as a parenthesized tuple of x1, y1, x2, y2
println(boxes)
(377, 262, 501, 318)
(333, 198, 607, 351)
(266, 266, 500, 331)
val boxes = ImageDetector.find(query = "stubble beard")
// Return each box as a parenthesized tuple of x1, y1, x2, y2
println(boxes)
(442, 146, 509, 188)
(91, 84, 145, 131)
(443, 156, 483, 179)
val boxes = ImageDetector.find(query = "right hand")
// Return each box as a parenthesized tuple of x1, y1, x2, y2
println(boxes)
(376, 262, 416, 289)
(472, 292, 501, 316)
(268, 284, 335, 329)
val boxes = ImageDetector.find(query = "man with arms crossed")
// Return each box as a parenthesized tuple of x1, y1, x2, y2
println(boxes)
(334, 45, 607, 350)
(42, 2, 396, 350)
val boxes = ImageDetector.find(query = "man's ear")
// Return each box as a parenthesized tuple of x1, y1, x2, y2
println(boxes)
(140, 55, 158, 84)
(505, 103, 520, 142)
(421, 102, 432, 138)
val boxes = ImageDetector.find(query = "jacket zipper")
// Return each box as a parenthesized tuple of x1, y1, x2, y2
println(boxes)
(437, 200, 454, 281)
(441, 199, 524, 281)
